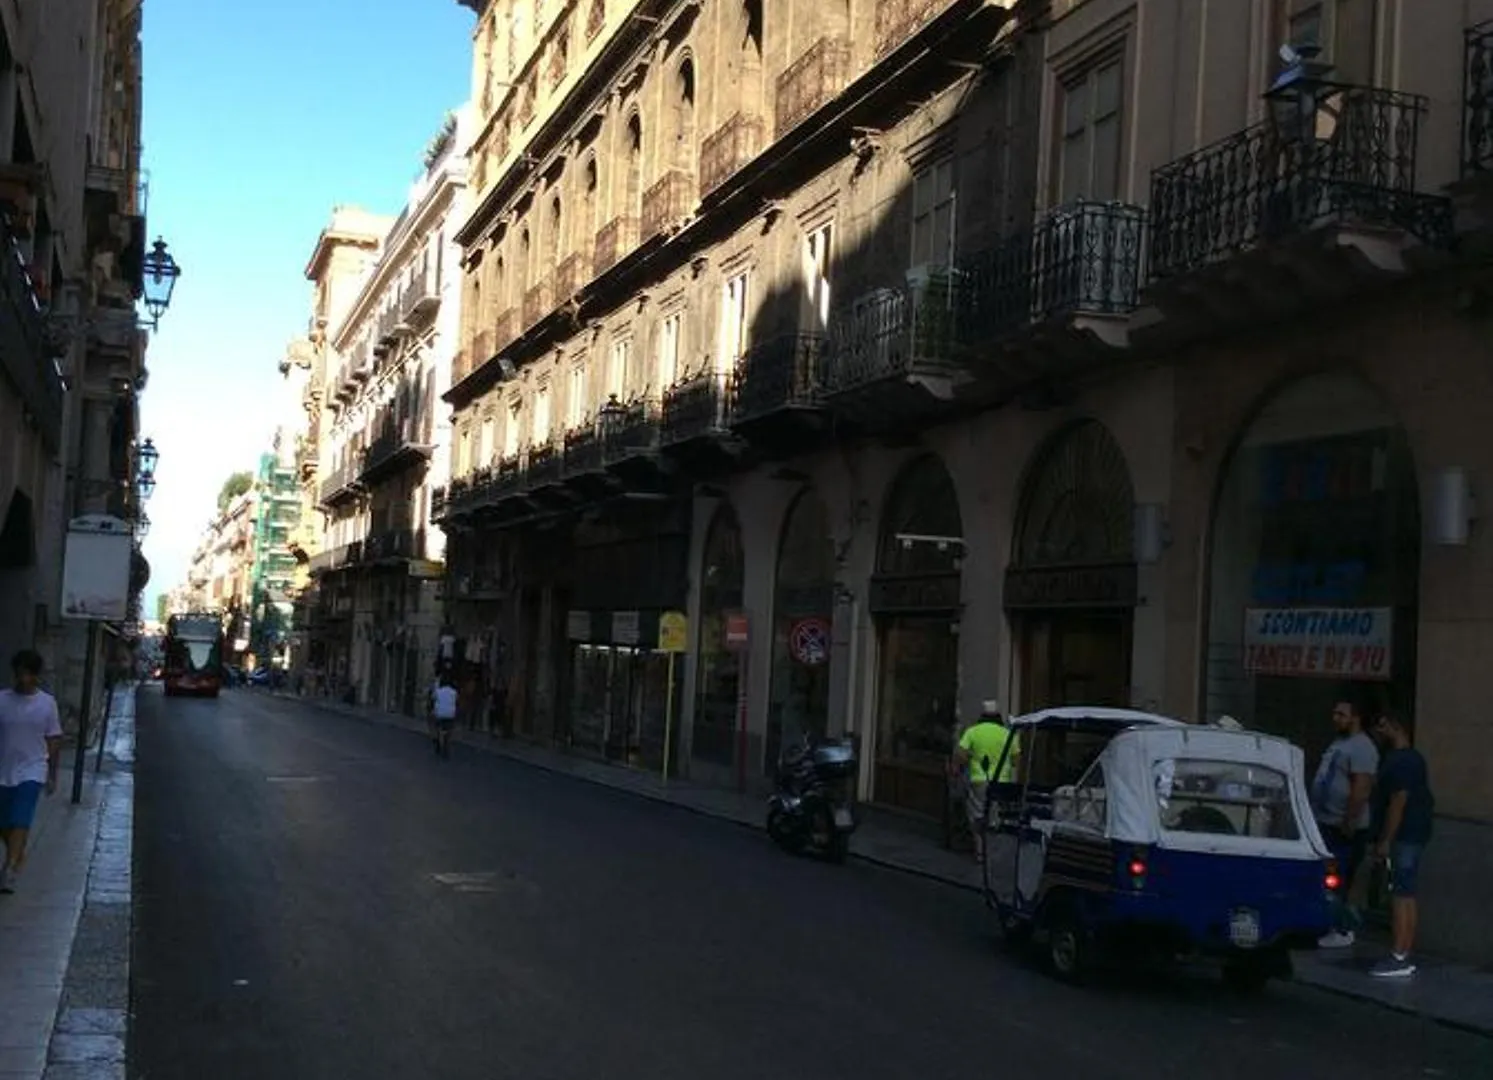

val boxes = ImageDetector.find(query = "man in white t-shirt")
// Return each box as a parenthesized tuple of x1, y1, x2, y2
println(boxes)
(429, 671, 459, 759)
(0, 650, 63, 894)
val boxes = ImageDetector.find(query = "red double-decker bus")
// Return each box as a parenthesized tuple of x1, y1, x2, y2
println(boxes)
(163, 612, 224, 698)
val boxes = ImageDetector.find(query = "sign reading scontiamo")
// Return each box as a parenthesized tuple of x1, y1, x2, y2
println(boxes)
(1243, 607, 1393, 681)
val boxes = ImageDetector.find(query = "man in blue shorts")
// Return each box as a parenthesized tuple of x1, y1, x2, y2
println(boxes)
(0, 650, 63, 894)
(1368, 711, 1435, 978)
(429, 671, 459, 759)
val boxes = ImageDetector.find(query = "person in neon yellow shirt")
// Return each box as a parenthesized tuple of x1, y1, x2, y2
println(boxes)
(953, 702, 1014, 863)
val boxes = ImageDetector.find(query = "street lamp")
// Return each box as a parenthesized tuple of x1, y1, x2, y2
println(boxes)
(135, 437, 159, 501)
(140, 238, 181, 330)
(1264, 43, 1343, 144)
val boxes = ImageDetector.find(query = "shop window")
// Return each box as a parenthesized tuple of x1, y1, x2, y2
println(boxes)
(1204, 373, 1419, 762)
(766, 490, 835, 771)
(694, 505, 745, 768)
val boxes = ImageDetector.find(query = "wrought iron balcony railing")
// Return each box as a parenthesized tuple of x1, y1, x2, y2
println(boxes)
(489, 456, 526, 503)
(600, 398, 660, 463)
(642, 171, 693, 241)
(0, 210, 59, 450)
(700, 113, 764, 197)
(594, 215, 639, 275)
(776, 38, 851, 138)
(522, 275, 554, 330)
(555, 252, 592, 300)
(431, 486, 448, 520)
(564, 422, 604, 474)
(661, 372, 729, 444)
(317, 460, 363, 507)
(526, 440, 563, 487)
(360, 421, 431, 483)
(825, 200, 1145, 392)
(1150, 86, 1449, 281)
(364, 527, 425, 562)
(732, 333, 826, 422)
(1465, 21, 1493, 175)
(874, 0, 956, 59)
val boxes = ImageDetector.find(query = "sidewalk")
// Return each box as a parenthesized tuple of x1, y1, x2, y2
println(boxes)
(0, 687, 134, 1080)
(281, 690, 1493, 1037)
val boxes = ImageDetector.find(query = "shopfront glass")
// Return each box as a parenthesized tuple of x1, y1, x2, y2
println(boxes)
(1205, 374, 1420, 761)
(766, 491, 835, 772)
(694, 507, 744, 767)
(872, 455, 964, 818)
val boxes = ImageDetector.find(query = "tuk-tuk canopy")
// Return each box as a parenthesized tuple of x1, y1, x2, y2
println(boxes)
(1090, 725, 1329, 858)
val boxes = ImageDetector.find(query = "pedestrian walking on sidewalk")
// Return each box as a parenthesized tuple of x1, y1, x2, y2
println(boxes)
(951, 702, 1013, 865)
(429, 671, 458, 759)
(1367, 712, 1435, 979)
(1310, 694, 1378, 948)
(0, 650, 63, 895)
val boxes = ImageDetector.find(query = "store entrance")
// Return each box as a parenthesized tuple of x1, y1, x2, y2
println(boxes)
(1018, 611, 1131, 711)
(569, 643, 676, 772)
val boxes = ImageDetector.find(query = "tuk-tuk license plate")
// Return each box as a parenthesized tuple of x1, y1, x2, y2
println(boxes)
(833, 808, 854, 829)
(1229, 909, 1261, 949)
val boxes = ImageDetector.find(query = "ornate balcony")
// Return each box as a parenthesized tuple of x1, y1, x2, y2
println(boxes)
(825, 200, 1146, 421)
(1148, 85, 1453, 333)
(776, 38, 851, 138)
(600, 397, 661, 471)
(431, 485, 449, 521)
(364, 527, 426, 563)
(401, 263, 440, 321)
(522, 275, 554, 330)
(555, 252, 592, 300)
(0, 208, 59, 451)
(526, 439, 564, 492)
(594, 216, 639, 275)
(731, 333, 827, 427)
(642, 171, 693, 241)
(874, 0, 957, 59)
(359, 420, 434, 485)
(1466, 22, 1493, 177)
(661, 372, 730, 448)
(316, 460, 363, 509)
(563, 422, 605, 481)
(488, 456, 527, 509)
(700, 113, 764, 197)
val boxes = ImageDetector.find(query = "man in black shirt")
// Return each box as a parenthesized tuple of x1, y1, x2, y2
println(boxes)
(1368, 713, 1435, 978)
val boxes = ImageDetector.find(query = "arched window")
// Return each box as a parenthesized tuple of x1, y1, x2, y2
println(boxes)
(626, 112, 644, 220)
(581, 155, 599, 251)
(549, 195, 564, 265)
(767, 488, 835, 769)
(674, 58, 696, 173)
(694, 505, 745, 767)
(520, 227, 532, 289)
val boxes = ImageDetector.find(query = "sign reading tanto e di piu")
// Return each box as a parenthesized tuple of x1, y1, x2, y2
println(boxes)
(1243, 607, 1393, 681)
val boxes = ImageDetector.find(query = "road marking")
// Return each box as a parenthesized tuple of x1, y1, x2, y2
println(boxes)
(265, 775, 332, 784)
(431, 870, 540, 896)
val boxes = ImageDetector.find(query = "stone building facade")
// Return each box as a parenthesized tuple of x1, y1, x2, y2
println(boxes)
(301, 127, 468, 714)
(0, 0, 153, 726)
(443, 0, 1493, 962)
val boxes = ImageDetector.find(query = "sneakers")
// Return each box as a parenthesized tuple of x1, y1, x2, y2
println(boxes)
(0, 866, 14, 894)
(1370, 954, 1417, 978)
(1318, 930, 1356, 949)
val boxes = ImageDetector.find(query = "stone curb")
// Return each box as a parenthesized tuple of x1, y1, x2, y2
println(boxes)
(275, 690, 1493, 1038)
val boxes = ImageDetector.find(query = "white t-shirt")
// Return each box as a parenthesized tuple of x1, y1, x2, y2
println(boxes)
(0, 688, 63, 786)
(431, 684, 459, 720)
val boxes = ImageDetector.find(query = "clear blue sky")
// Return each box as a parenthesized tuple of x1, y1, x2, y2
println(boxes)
(139, 0, 475, 613)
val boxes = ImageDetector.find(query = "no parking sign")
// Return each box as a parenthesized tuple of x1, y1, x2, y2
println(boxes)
(788, 617, 831, 667)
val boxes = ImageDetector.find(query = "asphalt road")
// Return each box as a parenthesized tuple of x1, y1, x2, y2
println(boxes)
(131, 688, 1493, 1080)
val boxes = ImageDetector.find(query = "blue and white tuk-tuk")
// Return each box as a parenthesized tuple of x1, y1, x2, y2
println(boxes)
(981, 708, 1338, 990)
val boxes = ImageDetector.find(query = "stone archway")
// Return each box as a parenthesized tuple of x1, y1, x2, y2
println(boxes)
(1205, 372, 1420, 759)
(870, 454, 964, 817)
(765, 488, 835, 771)
(693, 503, 745, 768)
(1007, 420, 1137, 711)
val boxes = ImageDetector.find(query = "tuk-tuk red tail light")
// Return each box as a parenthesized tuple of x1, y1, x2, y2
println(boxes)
(1324, 861, 1342, 892)
(1128, 858, 1147, 878)
(1126, 854, 1148, 890)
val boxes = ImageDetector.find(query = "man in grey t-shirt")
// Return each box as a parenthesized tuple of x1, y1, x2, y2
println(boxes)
(1311, 696, 1379, 948)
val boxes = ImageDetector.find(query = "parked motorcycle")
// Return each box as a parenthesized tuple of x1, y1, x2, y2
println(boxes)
(767, 735, 858, 863)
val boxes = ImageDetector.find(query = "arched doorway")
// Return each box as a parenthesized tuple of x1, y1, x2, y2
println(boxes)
(1007, 420, 1137, 711)
(693, 504, 744, 768)
(766, 489, 835, 771)
(1206, 373, 1420, 760)
(871, 455, 963, 817)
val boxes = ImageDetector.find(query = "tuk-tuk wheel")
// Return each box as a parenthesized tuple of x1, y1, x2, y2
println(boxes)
(997, 909, 1032, 949)
(1045, 909, 1089, 983)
